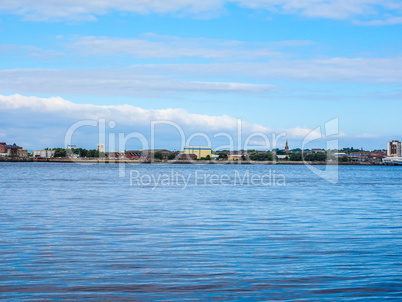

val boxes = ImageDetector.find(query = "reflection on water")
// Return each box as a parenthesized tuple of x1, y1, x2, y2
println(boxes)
(1, 163, 401, 300)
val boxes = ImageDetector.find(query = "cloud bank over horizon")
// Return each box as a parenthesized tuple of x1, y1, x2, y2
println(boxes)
(0, 94, 333, 150)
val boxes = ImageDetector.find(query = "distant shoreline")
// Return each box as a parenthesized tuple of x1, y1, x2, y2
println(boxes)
(0, 158, 395, 165)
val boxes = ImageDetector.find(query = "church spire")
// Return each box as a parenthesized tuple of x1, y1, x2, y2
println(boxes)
(285, 139, 289, 153)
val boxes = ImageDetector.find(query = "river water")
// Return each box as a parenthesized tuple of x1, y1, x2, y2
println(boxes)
(1, 163, 401, 300)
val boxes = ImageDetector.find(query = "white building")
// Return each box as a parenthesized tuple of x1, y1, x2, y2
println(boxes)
(387, 140, 401, 157)
(333, 152, 348, 158)
(33, 150, 55, 158)
(383, 156, 402, 164)
(97, 143, 105, 153)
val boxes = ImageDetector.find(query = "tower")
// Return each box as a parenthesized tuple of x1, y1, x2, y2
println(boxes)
(97, 143, 105, 153)
(387, 140, 401, 157)
(285, 140, 289, 153)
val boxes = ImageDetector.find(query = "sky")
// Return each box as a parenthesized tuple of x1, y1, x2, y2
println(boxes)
(0, 0, 401, 151)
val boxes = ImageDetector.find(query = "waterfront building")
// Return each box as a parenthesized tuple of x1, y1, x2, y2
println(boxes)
(368, 152, 386, 163)
(97, 143, 105, 153)
(177, 153, 197, 160)
(125, 149, 172, 160)
(33, 150, 55, 158)
(0, 142, 25, 157)
(387, 140, 401, 157)
(125, 150, 143, 160)
(220, 151, 245, 156)
(17, 149, 28, 158)
(333, 152, 348, 158)
(142, 149, 171, 160)
(210, 154, 220, 160)
(348, 153, 360, 161)
(227, 154, 242, 161)
(107, 151, 125, 159)
(183, 146, 212, 159)
(383, 156, 402, 164)
(0, 142, 6, 154)
(349, 151, 385, 163)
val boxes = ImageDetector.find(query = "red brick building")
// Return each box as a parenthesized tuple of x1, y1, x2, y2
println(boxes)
(125, 149, 173, 160)
(0, 142, 24, 156)
(177, 153, 197, 160)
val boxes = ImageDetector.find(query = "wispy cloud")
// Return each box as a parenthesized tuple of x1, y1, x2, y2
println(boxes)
(0, 69, 275, 97)
(355, 133, 379, 138)
(68, 34, 303, 60)
(0, 0, 224, 21)
(0, 34, 316, 66)
(0, 0, 401, 24)
(236, 0, 402, 20)
(0, 44, 66, 60)
(0, 55, 401, 99)
(146, 58, 402, 83)
(353, 16, 402, 25)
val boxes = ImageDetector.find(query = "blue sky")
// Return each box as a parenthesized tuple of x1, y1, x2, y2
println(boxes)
(0, 1, 402, 151)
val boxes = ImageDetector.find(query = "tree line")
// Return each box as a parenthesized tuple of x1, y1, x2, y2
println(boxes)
(50, 148, 330, 161)
(53, 148, 104, 158)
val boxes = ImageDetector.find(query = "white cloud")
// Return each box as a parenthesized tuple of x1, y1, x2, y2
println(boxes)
(0, 94, 330, 149)
(0, 93, 268, 132)
(0, 0, 401, 23)
(285, 127, 347, 139)
(286, 127, 322, 140)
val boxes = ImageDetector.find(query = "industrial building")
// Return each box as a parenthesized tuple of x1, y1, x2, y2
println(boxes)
(227, 154, 242, 161)
(183, 146, 212, 159)
(177, 153, 198, 160)
(33, 150, 55, 158)
(124, 149, 173, 160)
(0, 142, 27, 157)
(383, 156, 402, 164)
(387, 140, 401, 157)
